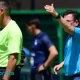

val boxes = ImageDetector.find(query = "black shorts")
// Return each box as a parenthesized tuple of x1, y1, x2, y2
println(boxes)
(31, 68, 51, 80)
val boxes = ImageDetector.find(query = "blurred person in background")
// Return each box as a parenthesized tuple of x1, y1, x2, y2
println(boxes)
(23, 47, 30, 57)
(20, 47, 30, 68)
(18, 47, 30, 80)
(20, 47, 30, 80)
(0, 0, 23, 80)
(45, 3, 80, 80)
(27, 18, 58, 80)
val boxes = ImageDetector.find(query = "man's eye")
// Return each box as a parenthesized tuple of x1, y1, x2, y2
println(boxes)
(66, 20, 70, 22)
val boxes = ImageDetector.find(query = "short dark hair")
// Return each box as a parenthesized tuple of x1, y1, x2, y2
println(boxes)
(63, 10, 80, 22)
(27, 18, 40, 29)
(0, 0, 11, 15)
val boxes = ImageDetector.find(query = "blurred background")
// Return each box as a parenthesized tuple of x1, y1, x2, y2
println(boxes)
(9, 0, 80, 80)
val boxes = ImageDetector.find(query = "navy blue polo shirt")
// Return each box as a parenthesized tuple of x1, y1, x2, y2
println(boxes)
(30, 32, 53, 73)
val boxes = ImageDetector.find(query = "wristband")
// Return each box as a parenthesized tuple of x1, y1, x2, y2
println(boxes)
(43, 64, 47, 69)
(55, 13, 61, 19)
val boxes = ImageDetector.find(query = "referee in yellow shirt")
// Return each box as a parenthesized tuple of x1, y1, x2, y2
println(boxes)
(0, 0, 23, 80)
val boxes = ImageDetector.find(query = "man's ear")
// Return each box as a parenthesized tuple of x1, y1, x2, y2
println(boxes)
(32, 24, 36, 29)
(75, 20, 79, 26)
(0, 8, 4, 14)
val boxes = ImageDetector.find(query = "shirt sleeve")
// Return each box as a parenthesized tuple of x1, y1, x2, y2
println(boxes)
(73, 27, 80, 37)
(42, 35, 53, 49)
(8, 30, 23, 54)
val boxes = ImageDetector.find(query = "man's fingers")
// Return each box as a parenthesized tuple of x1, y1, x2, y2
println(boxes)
(44, 5, 51, 9)
(44, 5, 49, 9)
(46, 10, 51, 13)
(53, 66, 59, 75)
(46, 9, 50, 11)
(57, 67, 60, 70)
(54, 71, 57, 75)
(45, 5, 50, 7)
(54, 67, 57, 72)
(45, 4, 53, 9)
(54, 67, 58, 75)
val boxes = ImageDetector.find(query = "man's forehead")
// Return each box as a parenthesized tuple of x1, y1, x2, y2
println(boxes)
(64, 14, 73, 20)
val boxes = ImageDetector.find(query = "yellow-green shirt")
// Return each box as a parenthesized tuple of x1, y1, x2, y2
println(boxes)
(0, 20, 23, 67)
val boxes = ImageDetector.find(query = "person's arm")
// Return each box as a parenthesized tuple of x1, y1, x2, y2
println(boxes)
(59, 61, 64, 67)
(54, 61, 64, 75)
(38, 35, 58, 72)
(44, 4, 74, 35)
(44, 45, 58, 68)
(43, 35, 58, 68)
(3, 54, 18, 80)
(3, 29, 22, 80)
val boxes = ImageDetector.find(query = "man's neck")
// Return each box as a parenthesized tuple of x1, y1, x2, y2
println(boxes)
(2, 16, 11, 28)
(34, 29, 41, 36)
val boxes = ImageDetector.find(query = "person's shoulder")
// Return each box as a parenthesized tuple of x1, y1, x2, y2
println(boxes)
(41, 32, 48, 37)
(41, 32, 49, 40)
(74, 26, 80, 29)
(11, 20, 19, 29)
(74, 26, 80, 32)
(9, 20, 22, 34)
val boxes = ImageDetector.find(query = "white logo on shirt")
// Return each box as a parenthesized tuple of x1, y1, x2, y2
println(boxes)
(31, 53, 35, 57)
(34, 40, 38, 45)
(30, 53, 35, 66)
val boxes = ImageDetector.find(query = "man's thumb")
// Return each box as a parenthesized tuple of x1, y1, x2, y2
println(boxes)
(51, 4, 53, 7)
